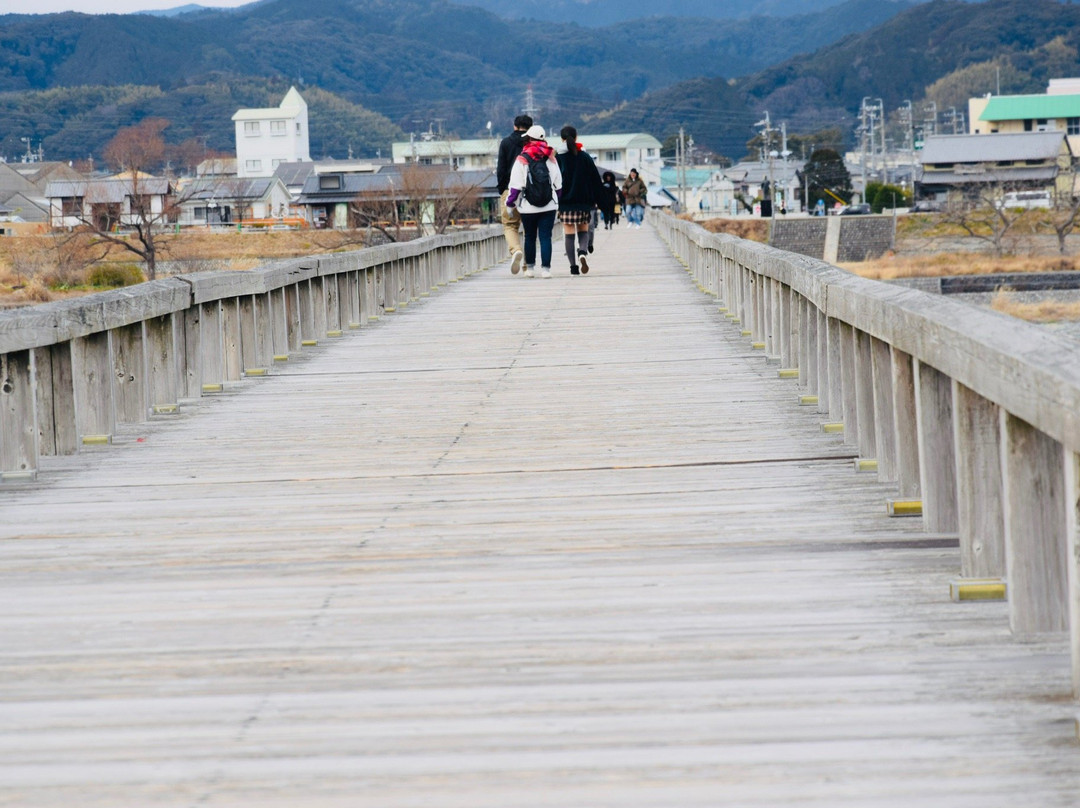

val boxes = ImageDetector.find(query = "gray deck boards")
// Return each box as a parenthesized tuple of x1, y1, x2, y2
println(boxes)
(1, 225, 1078, 806)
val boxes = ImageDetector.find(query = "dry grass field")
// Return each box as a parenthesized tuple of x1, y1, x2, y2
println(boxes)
(841, 252, 1080, 281)
(0, 229, 374, 306)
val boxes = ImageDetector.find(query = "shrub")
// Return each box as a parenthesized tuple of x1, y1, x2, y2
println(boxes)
(87, 263, 145, 288)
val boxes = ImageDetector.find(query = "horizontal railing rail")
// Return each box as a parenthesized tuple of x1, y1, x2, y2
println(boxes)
(0, 225, 501, 479)
(650, 210, 1080, 697)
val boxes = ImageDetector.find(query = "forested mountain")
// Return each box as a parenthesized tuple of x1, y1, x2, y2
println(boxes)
(0, 0, 915, 163)
(0, 0, 1075, 165)
(453, 0, 916, 26)
(601, 0, 1080, 159)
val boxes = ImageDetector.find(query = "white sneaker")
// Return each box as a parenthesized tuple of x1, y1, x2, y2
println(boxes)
(523, 267, 535, 278)
(510, 250, 524, 275)
(541, 268, 552, 279)
(578, 253, 589, 275)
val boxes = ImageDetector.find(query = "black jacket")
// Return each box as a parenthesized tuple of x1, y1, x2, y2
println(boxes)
(556, 147, 604, 212)
(496, 130, 526, 193)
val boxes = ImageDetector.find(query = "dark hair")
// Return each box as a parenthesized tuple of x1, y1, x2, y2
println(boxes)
(514, 115, 533, 129)
(628, 168, 639, 177)
(602, 171, 615, 182)
(560, 124, 578, 152)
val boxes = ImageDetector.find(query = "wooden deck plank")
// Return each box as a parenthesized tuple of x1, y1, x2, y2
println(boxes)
(0, 224, 1077, 806)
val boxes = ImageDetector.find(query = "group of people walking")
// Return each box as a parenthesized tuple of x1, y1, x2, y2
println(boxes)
(496, 115, 649, 278)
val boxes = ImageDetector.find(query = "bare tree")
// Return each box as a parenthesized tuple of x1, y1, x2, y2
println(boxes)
(349, 184, 404, 243)
(1047, 193, 1080, 255)
(69, 119, 183, 279)
(397, 164, 487, 236)
(937, 180, 1038, 258)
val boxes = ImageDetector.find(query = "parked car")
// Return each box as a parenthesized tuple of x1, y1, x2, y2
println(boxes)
(912, 199, 943, 213)
(839, 203, 872, 215)
(996, 191, 1052, 210)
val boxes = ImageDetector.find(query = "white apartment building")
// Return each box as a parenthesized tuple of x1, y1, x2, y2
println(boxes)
(391, 132, 664, 185)
(233, 87, 311, 178)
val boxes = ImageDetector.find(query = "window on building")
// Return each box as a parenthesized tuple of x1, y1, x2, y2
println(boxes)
(1036, 118, 1053, 132)
(244, 121, 261, 136)
(245, 159, 262, 172)
(1024, 119, 1033, 132)
(604, 151, 619, 162)
(296, 122, 302, 134)
(61, 197, 83, 216)
(318, 175, 342, 190)
(419, 157, 433, 165)
(1069, 117, 1080, 135)
(270, 120, 287, 136)
(646, 148, 657, 157)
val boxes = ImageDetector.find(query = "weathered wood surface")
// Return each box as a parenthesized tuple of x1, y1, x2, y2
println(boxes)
(0, 226, 1078, 806)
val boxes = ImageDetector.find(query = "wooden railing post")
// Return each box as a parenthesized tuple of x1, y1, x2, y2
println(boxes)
(891, 348, 921, 501)
(199, 301, 224, 393)
(222, 298, 243, 383)
(826, 317, 842, 424)
(914, 361, 958, 533)
(1001, 413, 1068, 635)
(72, 331, 114, 443)
(112, 322, 147, 425)
(952, 382, 1005, 579)
(146, 313, 178, 414)
(870, 336, 897, 483)
(839, 322, 857, 440)
(854, 329, 876, 460)
(0, 349, 37, 479)
(33, 344, 77, 457)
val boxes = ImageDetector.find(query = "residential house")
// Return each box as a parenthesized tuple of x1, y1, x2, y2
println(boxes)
(970, 91, 1080, 154)
(233, 87, 311, 179)
(296, 165, 498, 230)
(392, 132, 665, 185)
(45, 173, 173, 230)
(722, 159, 804, 213)
(916, 131, 1075, 202)
(175, 176, 294, 227)
(0, 161, 80, 224)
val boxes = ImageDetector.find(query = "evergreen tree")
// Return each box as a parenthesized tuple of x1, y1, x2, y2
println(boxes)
(798, 149, 851, 209)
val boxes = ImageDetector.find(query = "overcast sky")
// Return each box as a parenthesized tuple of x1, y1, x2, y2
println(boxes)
(1, 0, 250, 13)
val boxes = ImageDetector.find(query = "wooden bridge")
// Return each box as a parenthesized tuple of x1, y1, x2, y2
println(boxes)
(1, 217, 1080, 805)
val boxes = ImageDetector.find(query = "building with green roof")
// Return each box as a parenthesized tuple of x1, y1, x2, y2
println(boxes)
(970, 93, 1080, 153)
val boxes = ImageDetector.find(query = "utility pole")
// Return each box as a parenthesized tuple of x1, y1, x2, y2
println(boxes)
(858, 99, 869, 203)
(755, 112, 775, 218)
(901, 100, 915, 196)
(677, 127, 687, 211)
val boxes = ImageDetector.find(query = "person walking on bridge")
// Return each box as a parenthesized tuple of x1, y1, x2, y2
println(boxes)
(505, 124, 562, 279)
(496, 114, 532, 275)
(557, 125, 604, 276)
(622, 168, 648, 228)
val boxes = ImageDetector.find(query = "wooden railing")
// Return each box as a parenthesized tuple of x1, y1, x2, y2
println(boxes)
(0, 226, 501, 478)
(651, 210, 1080, 697)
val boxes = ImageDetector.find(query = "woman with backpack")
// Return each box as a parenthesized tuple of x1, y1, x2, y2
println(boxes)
(556, 125, 604, 275)
(505, 124, 562, 279)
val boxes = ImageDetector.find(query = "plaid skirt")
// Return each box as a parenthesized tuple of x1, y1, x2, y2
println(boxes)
(558, 209, 592, 226)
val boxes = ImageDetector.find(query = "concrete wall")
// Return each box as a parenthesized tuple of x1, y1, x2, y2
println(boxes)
(770, 215, 895, 262)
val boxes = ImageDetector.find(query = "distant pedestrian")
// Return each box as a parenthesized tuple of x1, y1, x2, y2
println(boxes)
(496, 114, 532, 275)
(505, 124, 562, 279)
(622, 168, 648, 228)
(556, 125, 604, 275)
(599, 170, 619, 229)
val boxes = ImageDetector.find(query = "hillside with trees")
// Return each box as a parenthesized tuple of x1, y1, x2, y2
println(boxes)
(0, 0, 917, 163)
(0, 0, 1075, 165)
